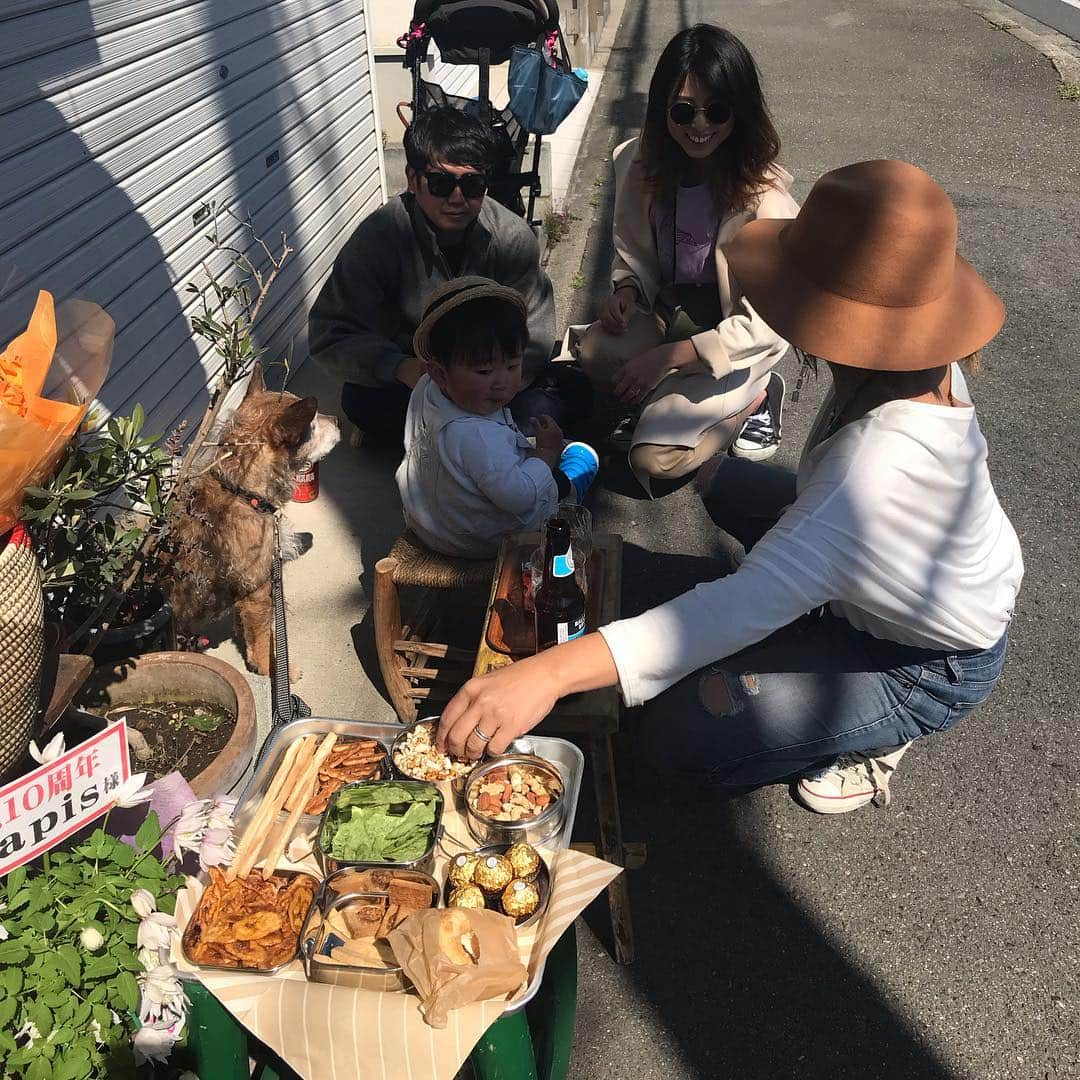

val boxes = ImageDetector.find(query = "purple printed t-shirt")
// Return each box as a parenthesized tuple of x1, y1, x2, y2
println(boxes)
(650, 183, 721, 286)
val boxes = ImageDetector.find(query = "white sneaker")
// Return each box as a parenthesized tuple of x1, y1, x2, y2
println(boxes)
(731, 372, 785, 461)
(794, 743, 912, 814)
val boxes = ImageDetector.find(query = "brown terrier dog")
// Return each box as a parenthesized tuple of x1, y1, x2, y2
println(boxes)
(164, 363, 340, 674)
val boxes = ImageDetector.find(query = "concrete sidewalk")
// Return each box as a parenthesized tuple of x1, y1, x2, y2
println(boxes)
(215, 0, 1078, 1075)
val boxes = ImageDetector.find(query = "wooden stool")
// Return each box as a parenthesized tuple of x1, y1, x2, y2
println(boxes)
(373, 530, 494, 723)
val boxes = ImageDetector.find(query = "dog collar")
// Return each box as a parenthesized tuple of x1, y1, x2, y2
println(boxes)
(211, 471, 279, 515)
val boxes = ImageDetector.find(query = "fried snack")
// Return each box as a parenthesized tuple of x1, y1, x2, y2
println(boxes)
(342, 901, 386, 939)
(448, 853, 479, 889)
(377, 903, 401, 939)
(388, 877, 434, 910)
(235, 911, 282, 941)
(505, 842, 541, 882)
(437, 909, 480, 965)
(186, 871, 317, 970)
(448, 885, 486, 910)
(304, 737, 387, 815)
(500, 879, 540, 919)
(473, 855, 513, 895)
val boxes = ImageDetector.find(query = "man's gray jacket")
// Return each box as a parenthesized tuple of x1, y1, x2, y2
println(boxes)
(308, 193, 556, 389)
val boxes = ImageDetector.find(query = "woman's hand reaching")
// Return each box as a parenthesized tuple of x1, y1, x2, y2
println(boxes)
(600, 285, 639, 333)
(436, 635, 622, 760)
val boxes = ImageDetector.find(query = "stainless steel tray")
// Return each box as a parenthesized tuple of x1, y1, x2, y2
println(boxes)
(234, 717, 584, 1013)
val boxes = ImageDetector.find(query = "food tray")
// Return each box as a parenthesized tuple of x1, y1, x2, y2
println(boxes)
(486, 540, 606, 656)
(181, 868, 320, 975)
(234, 717, 584, 1014)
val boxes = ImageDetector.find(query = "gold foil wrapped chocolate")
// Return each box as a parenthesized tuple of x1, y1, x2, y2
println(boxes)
(473, 854, 513, 895)
(505, 842, 540, 882)
(447, 884, 486, 910)
(448, 852, 480, 889)
(501, 879, 540, 919)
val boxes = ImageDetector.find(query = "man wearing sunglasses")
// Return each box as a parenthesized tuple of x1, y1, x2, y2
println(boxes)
(310, 106, 586, 448)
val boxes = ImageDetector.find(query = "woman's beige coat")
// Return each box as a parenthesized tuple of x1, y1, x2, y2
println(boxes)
(608, 137, 800, 450)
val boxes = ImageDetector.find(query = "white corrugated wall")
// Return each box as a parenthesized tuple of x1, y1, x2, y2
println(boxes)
(0, 0, 386, 436)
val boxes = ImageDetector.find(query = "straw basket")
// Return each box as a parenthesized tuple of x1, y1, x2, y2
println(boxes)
(0, 523, 45, 773)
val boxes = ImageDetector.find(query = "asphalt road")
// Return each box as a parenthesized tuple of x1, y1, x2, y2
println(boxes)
(549, 2, 1080, 1078)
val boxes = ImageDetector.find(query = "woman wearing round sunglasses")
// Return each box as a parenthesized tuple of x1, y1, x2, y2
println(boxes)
(578, 24, 799, 491)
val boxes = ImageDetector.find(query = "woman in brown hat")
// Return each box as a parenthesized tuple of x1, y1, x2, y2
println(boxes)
(435, 161, 1024, 815)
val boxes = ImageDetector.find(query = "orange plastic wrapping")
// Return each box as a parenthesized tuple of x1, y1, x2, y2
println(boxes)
(0, 291, 113, 535)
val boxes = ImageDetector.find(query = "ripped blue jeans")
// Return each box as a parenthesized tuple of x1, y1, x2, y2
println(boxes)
(642, 457, 1009, 786)
(643, 612, 1008, 786)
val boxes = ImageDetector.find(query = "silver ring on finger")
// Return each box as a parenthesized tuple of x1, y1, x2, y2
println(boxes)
(471, 725, 493, 743)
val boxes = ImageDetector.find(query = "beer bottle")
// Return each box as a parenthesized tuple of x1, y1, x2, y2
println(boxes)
(534, 517, 586, 651)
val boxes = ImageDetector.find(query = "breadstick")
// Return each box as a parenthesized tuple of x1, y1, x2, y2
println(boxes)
(229, 736, 311, 880)
(260, 733, 338, 877)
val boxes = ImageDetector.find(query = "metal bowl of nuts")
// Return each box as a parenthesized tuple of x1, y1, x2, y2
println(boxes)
(390, 717, 474, 786)
(462, 754, 565, 848)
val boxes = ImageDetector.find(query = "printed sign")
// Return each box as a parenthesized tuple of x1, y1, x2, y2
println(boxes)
(0, 721, 130, 876)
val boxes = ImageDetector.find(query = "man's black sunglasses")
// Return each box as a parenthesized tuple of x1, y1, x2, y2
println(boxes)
(423, 171, 488, 198)
(668, 101, 732, 127)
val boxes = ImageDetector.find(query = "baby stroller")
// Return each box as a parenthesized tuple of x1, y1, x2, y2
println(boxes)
(398, 0, 585, 226)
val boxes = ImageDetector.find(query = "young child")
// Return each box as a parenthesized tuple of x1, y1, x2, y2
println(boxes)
(396, 278, 598, 559)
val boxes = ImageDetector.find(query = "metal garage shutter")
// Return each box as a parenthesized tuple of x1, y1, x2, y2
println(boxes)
(0, 0, 387, 436)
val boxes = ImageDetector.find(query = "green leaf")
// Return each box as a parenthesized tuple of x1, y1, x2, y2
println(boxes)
(134, 811, 162, 853)
(27, 1056, 53, 1080)
(115, 971, 140, 1013)
(0, 966, 23, 995)
(0, 940, 29, 964)
(56, 944, 81, 987)
(131, 403, 144, 436)
(29, 1001, 53, 1037)
(0, 995, 17, 1027)
(109, 843, 135, 869)
(82, 956, 117, 980)
(6, 886, 31, 911)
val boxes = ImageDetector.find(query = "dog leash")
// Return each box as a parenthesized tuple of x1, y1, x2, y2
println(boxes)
(270, 515, 311, 728)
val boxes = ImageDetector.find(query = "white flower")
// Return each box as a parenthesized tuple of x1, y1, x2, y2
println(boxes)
(137, 911, 176, 953)
(28, 732, 66, 765)
(198, 827, 235, 872)
(130, 888, 156, 919)
(205, 797, 237, 832)
(79, 927, 105, 952)
(0, 922, 8, 941)
(138, 945, 165, 972)
(139, 965, 184, 1010)
(90, 1018, 104, 1045)
(170, 800, 211, 858)
(132, 1022, 177, 1066)
(113, 772, 151, 808)
(15, 1020, 41, 1048)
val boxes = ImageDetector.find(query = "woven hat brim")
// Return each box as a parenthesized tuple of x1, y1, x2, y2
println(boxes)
(723, 219, 1005, 370)
(413, 277, 528, 364)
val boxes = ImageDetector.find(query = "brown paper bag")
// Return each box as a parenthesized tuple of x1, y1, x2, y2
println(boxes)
(387, 908, 527, 1029)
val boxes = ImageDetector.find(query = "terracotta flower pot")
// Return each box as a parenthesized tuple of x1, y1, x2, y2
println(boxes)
(80, 652, 257, 797)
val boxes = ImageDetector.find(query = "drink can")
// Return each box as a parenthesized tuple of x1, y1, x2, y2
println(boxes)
(291, 460, 319, 502)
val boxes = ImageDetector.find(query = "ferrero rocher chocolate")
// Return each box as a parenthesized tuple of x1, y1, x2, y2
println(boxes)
(448, 885, 486, 910)
(448, 852, 480, 889)
(501, 879, 540, 919)
(505, 842, 541, 882)
(473, 854, 513, 895)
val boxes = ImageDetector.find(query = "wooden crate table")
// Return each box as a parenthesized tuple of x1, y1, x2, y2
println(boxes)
(474, 531, 639, 965)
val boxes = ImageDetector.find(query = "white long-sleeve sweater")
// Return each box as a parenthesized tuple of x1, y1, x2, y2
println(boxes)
(396, 375, 560, 558)
(599, 374, 1024, 706)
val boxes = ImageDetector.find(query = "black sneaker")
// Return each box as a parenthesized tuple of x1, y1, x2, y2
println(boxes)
(605, 409, 641, 453)
(731, 372, 785, 461)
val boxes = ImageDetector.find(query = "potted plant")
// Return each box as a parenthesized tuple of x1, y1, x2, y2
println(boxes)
(21, 405, 178, 662)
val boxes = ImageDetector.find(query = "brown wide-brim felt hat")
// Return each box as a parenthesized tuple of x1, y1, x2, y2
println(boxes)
(724, 160, 1005, 371)
(413, 276, 527, 364)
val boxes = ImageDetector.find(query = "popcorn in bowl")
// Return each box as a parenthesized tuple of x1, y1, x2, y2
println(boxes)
(392, 720, 473, 782)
